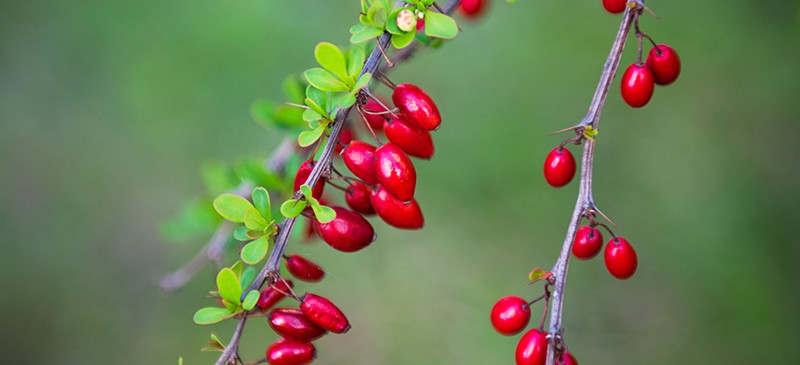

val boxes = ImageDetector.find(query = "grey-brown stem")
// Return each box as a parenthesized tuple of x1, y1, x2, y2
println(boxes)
(545, 5, 637, 365)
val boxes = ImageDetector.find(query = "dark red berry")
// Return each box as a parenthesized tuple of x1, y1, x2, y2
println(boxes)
(342, 141, 378, 185)
(374, 143, 417, 202)
(266, 338, 315, 365)
(285, 254, 325, 282)
(392, 83, 441, 130)
(604, 237, 638, 279)
(294, 161, 324, 199)
(572, 226, 604, 260)
(460, 0, 487, 18)
(315, 206, 375, 252)
(490, 296, 531, 335)
(620, 63, 655, 108)
(557, 352, 579, 365)
(345, 182, 375, 215)
(268, 308, 327, 342)
(362, 98, 388, 131)
(543, 147, 576, 187)
(258, 279, 294, 311)
(334, 126, 355, 155)
(370, 186, 424, 229)
(602, 0, 627, 14)
(300, 293, 351, 334)
(516, 328, 548, 365)
(384, 116, 435, 159)
(646, 44, 681, 85)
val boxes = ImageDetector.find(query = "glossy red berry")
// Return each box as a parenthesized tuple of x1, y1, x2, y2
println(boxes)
(543, 147, 576, 187)
(315, 206, 375, 252)
(490, 296, 531, 335)
(572, 226, 604, 260)
(285, 254, 325, 282)
(620, 63, 655, 108)
(646, 44, 681, 85)
(362, 98, 387, 131)
(460, 0, 487, 18)
(266, 338, 315, 365)
(344, 182, 375, 215)
(374, 143, 417, 202)
(602, 0, 627, 14)
(370, 186, 424, 229)
(384, 116, 435, 159)
(294, 161, 324, 199)
(342, 140, 378, 185)
(516, 329, 549, 365)
(300, 293, 351, 334)
(557, 352, 579, 365)
(334, 126, 354, 155)
(257, 279, 294, 311)
(604, 237, 638, 279)
(392, 83, 441, 130)
(268, 308, 327, 342)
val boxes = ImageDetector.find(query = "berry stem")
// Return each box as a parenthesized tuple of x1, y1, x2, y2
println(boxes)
(545, 5, 638, 365)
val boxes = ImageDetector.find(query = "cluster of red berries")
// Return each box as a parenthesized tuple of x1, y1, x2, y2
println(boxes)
(620, 43, 681, 108)
(573, 225, 638, 279)
(253, 254, 350, 365)
(490, 295, 579, 365)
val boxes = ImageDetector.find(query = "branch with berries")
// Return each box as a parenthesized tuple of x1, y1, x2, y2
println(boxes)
(489, 2, 682, 365)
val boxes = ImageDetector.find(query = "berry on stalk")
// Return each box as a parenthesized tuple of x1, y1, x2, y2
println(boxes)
(460, 0, 488, 18)
(543, 147, 576, 187)
(370, 186, 424, 229)
(620, 63, 655, 108)
(374, 143, 417, 202)
(315, 207, 376, 252)
(604, 237, 638, 279)
(285, 254, 325, 282)
(299, 293, 351, 334)
(266, 339, 315, 365)
(646, 44, 681, 85)
(268, 308, 327, 342)
(490, 296, 531, 335)
(392, 83, 441, 130)
(384, 116, 435, 159)
(342, 140, 379, 185)
(515, 328, 548, 365)
(344, 182, 375, 215)
(258, 279, 294, 311)
(557, 352, 579, 365)
(602, 0, 627, 14)
(572, 226, 604, 259)
(294, 161, 324, 199)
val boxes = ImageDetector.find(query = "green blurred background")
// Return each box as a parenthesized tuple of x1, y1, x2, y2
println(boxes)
(2, 0, 799, 364)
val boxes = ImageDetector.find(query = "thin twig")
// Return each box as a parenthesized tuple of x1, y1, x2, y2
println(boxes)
(544, 5, 638, 365)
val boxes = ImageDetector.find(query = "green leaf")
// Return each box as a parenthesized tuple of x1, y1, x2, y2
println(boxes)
(216, 268, 242, 306)
(352, 73, 372, 94)
(302, 109, 323, 123)
(310, 202, 336, 224)
(251, 187, 271, 221)
(233, 226, 251, 241)
(193, 307, 232, 325)
(528, 268, 554, 283)
(230, 261, 243, 278)
(242, 290, 260, 311)
(368, 0, 389, 28)
(243, 208, 267, 230)
(246, 229, 265, 240)
(350, 24, 384, 44)
(213, 193, 255, 223)
(280, 199, 308, 218)
(240, 236, 269, 265)
(304, 68, 350, 92)
(392, 31, 416, 49)
(300, 184, 314, 200)
(386, 8, 407, 35)
(298, 125, 326, 147)
(420, 0, 435, 6)
(424, 11, 458, 39)
(305, 86, 328, 114)
(240, 267, 256, 292)
(347, 46, 366, 79)
(334, 93, 356, 110)
(314, 42, 350, 85)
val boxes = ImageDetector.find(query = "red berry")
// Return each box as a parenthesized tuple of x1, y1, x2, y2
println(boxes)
(604, 237, 638, 279)
(334, 126, 355, 155)
(294, 161, 324, 199)
(285, 254, 325, 282)
(384, 116, 435, 159)
(344, 182, 375, 215)
(300, 293, 351, 334)
(302, 217, 318, 242)
(315, 206, 375, 252)
(571, 226, 604, 260)
(557, 352, 579, 365)
(602, 0, 627, 14)
(257, 279, 294, 311)
(268, 308, 327, 342)
(460, 0, 487, 18)
(392, 83, 441, 130)
(370, 186, 424, 229)
(646, 44, 681, 85)
(341, 140, 378, 185)
(362, 98, 388, 131)
(490, 296, 531, 335)
(620, 63, 655, 108)
(373, 143, 417, 202)
(266, 338, 315, 365)
(543, 147, 576, 187)
(516, 329, 549, 365)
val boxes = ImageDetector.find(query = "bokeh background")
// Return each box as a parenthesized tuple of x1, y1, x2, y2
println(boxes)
(2, 0, 800, 364)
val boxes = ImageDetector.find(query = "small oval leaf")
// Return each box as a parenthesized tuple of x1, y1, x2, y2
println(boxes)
(242, 290, 260, 311)
(315, 42, 349, 84)
(216, 268, 242, 306)
(240, 236, 269, 265)
(280, 199, 308, 218)
(213, 193, 255, 223)
(193, 307, 232, 325)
